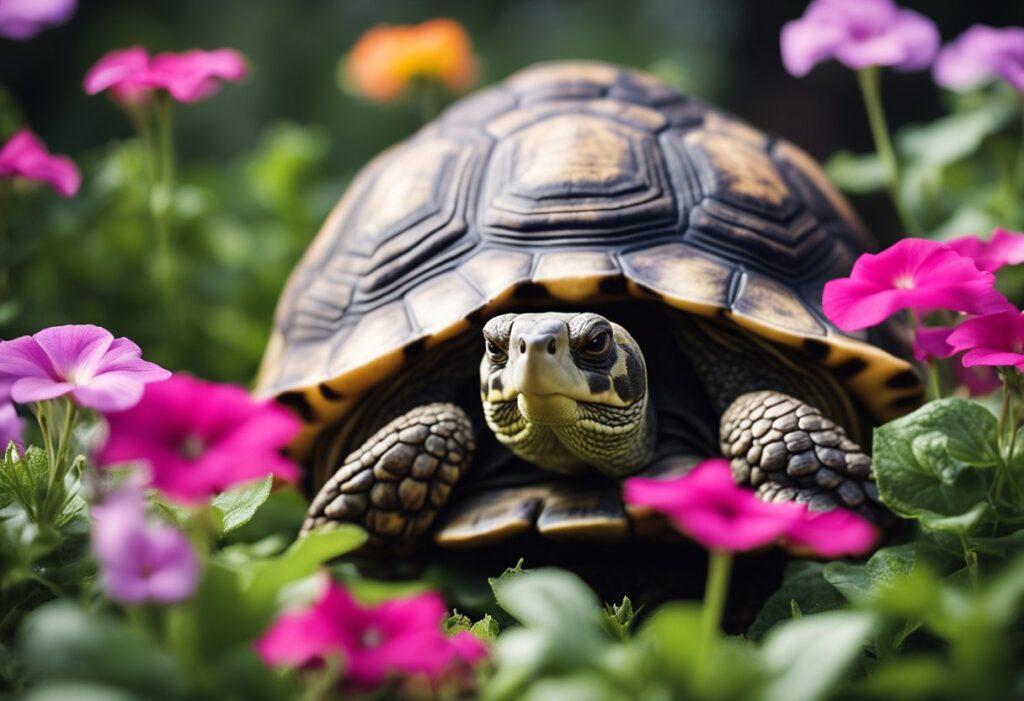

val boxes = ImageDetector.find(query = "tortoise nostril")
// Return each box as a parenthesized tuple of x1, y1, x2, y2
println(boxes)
(547, 338, 556, 354)
(519, 339, 526, 354)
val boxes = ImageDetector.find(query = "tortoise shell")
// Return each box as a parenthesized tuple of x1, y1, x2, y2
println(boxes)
(257, 61, 923, 458)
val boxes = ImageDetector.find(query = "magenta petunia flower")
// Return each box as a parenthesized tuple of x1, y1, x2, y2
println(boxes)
(0, 403, 23, 452)
(623, 459, 806, 552)
(255, 581, 488, 688)
(953, 363, 1002, 396)
(822, 238, 1010, 332)
(0, 129, 80, 197)
(783, 508, 878, 558)
(91, 486, 200, 604)
(0, 0, 76, 40)
(98, 374, 300, 504)
(947, 310, 1024, 371)
(912, 325, 955, 362)
(946, 228, 1024, 273)
(84, 46, 248, 104)
(934, 25, 1024, 93)
(781, 0, 939, 78)
(0, 325, 169, 412)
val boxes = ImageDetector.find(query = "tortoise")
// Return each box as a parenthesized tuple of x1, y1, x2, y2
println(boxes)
(256, 61, 923, 551)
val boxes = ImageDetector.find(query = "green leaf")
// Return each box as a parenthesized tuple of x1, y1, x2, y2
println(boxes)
(898, 100, 1016, 168)
(749, 561, 846, 640)
(824, 151, 886, 193)
(18, 601, 186, 700)
(824, 545, 917, 605)
(602, 596, 636, 640)
(244, 524, 367, 611)
(873, 399, 993, 522)
(21, 682, 147, 701)
(471, 613, 500, 642)
(920, 501, 989, 538)
(211, 475, 273, 534)
(491, 568, 604, 640)
(757, 611, 877, 701)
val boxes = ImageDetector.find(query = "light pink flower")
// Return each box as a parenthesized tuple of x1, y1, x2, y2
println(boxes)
(934, 25, 1024, 93)
(98, 374, 300, 504)
(84, 46, 248, 104)
(623, 459, 806, 552)
(255, 581, 487, 689)
(0, 325, 169, 412)
(947, 310, 1024, 371)
(946, 228, 1024, 273)
(822, 238, 1010, 332)
(91, 486, 200, 604)
(0, 0, 76, 40)
(0, 403, 23, 452)
(0, 129, 80, 197)
(781, 0, 939, 78)
(783, 508, 878, 558)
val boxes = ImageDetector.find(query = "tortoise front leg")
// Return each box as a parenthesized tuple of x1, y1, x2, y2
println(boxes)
(719, 390, 884, 521)
(303, 403, 476, 545)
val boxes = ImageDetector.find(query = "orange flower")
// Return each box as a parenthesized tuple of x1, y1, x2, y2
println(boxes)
(344, 18, 478, 103)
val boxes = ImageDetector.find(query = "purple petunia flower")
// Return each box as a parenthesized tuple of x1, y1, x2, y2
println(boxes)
(0, 325, 169, 413)
(256, 580, 488, 689)
(0, 129, 80, 197)
(98, 374, 300, 504)
(0, 403, 23, 452)
(934, 25, 1024, 93)
(91, 486, 200, 604)
(0, 0, 76, 40)
(781, 0, 939, 77)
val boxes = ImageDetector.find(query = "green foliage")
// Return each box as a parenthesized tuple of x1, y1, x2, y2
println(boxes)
(211, 475, 274, 534)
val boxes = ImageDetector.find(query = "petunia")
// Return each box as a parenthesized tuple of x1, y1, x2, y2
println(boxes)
(953, 363, 1002, 396)
(623, 459, 806, 552)
(0, 129, 80, 197)
(947, 310, 1024, 371)
(934, 25, 1024, 93)
(344, 18, 477, 103)
(912, 325, 955, 362)
(783, 508, 879, 558)
(913, 324, 1001, 396)
(91, 486, 200, 604)
(256, 581, 488, 688)
(84, 46, 247, 104)
(98, 374, 300, 504)
(946, 228, 1024, 273)
(0, 403, 23, 452)
(0, 325, 169, 413)
(0, 0, 76, 40)
(822, 238, 1010, 332)
(781, 0, 939, 78)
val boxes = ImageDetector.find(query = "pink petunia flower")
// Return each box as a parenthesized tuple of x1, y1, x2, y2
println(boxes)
(912, 325, 955, 362)
(822, 238, 1010, 332)
(98, 374, 300, 504)
(912, 324, 1001, 396)
(0, 0, 76, 40)
(934, 25, 1024, 93)
(953, 363, 1002, 396)
(946, 228, 1024, 273)
(947, 310, 1024, 371)
(0, 403, 23, 452)
(255, 581, 488, 689)
(0, 325, 169, 413)
(91, 486, 200, 604)
(84, 46, 248, 104)
(781, 0, 939, 78)
(783, 508, 878, 558)
(0, 129, 80, 197)
(623, 459, 806, 552)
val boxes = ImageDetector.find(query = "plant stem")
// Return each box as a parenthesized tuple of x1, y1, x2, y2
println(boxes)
(150, 94, 183, 332)
(697, 549, 733, 683)
(1014, 99, 1024, 198)
(960, 534, 979, 591)
(856, 68, 911, 232)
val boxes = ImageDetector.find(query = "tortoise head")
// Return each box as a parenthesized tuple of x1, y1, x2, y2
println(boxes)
(479, 312, 655, 476)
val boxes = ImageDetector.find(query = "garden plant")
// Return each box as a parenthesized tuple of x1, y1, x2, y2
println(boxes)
(3, 1, 1024, 700)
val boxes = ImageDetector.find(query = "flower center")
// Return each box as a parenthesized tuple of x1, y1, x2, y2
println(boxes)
(361, 627, 384, 649)
(893, 273, 915, 290)
(179, 434, 206, 460)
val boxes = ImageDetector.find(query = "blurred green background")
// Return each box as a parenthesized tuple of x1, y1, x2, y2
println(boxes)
(1, 0, 1020, 384)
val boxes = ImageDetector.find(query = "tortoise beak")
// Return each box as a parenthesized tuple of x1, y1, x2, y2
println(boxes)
(510, 319, 575, 397)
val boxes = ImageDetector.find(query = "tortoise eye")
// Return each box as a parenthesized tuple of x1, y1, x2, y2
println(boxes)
(485, 339, 507, 362)
(583, 331, 611, 358)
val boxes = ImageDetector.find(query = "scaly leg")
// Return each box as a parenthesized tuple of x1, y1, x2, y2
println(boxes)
(303, 403, 476, 544)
